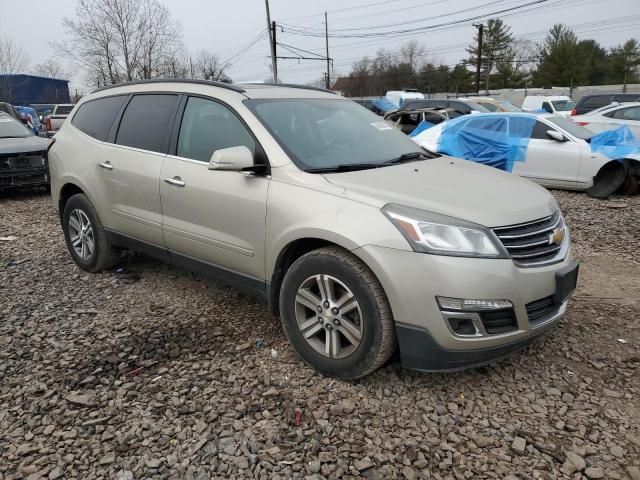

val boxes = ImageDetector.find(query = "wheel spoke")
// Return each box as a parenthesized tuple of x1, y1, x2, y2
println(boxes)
(335, 291, 355, 310)
(315, 274, 334, 302)
(324, 329, 332, 356)
(338, 297, 359, 315)
(69, 216, 81, 233)
(80, 241, 86, 259)
(338, 319, 361, 346)
(296, 289, 321, 311)
(330, 329, 340, 358)
(302, 321, 324, 339)
(85, 235, 94, 255)
(71, 235, 81, 247)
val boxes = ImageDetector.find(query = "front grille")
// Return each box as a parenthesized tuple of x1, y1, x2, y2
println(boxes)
(479, 309, 517, 334)
(0, 152, 46, 171)
(492, 213, 565, 267)
(526, 296, 559, 325)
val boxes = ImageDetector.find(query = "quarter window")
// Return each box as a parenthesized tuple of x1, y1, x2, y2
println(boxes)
(71, 96, 127, 142)
(177, 97, 255, 162)
(115, 94, 178, 153)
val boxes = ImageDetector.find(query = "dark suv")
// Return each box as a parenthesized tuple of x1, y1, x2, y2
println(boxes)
(572, 93, 640, 115)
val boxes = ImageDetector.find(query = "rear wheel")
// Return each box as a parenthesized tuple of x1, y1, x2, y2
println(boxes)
(62, 194, 120, 272)
(279, 246, 396, 379)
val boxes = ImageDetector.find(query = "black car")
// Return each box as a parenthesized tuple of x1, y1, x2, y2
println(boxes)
(0, 112, 51, 190)
(399, 98, 490, 115)
(573, 93, 640, 115)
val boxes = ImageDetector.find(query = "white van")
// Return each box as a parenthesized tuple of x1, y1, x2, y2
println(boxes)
(521, 95, 575, 117)
(385, 89, 424, 108)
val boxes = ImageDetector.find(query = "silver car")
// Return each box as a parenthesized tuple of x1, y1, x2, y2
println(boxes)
(48, 80, 578, 379)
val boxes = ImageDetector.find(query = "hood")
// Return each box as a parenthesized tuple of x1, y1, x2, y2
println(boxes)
(323, 157, 555, 227)
(0, 136, 50, 155)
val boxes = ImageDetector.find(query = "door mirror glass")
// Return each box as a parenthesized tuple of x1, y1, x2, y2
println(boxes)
(209, 146, 254, 171)
(546, 130, 566, 142)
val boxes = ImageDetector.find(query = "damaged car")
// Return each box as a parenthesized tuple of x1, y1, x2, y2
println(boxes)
(0, 112, 51, 191)
(412, 112, 640, 198)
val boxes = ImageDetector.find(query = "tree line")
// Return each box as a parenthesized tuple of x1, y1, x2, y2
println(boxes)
(338, 19, 640, 97)
(0, 0, 231, 90)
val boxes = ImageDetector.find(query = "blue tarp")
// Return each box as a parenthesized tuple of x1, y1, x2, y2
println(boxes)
(436, 114, 537, 172)
(409, 120, 435, 137)
(590, 125, 640, 160)
(371, 97, 396, 114)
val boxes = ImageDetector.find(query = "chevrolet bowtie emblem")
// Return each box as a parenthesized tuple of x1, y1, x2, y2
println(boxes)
(549, 228, 565, 246)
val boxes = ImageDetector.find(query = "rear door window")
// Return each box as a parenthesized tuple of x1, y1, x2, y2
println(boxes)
(612, 106, 640, 121)
(177, 97, 255, 162)
(71, 96, 127, 142)
(116, 94, 178, 153)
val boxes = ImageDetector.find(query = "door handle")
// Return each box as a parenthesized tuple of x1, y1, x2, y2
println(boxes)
(98, 161, 113, 170)
(164, 176, 185, 187)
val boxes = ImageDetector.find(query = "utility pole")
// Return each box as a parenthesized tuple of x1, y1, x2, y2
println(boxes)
(325, 12, 330, 90)
(265, 0, 277, 83)
(474, 23, 483, 94)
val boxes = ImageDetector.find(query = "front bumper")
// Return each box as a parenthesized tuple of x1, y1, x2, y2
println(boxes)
(0, 167, 50, 189)
(353, 244, 576, 371)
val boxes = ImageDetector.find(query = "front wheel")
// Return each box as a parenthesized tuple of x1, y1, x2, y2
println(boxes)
(62, 193, 120, 272)
(279, 246, 396, 379)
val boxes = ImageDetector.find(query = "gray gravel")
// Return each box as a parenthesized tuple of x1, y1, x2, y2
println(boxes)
(1, 189, 639, 479)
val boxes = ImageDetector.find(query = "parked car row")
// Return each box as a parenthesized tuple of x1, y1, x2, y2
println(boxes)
(0, 101, 74, 139)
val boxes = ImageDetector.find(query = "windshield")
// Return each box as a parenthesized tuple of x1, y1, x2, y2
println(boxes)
(547, 116, 594, 140)
(0, 114, 32, 138)
(498, 100, 522, 112)
(246, 98, 426, 171)
(479, 102, 500, 112)
(551, 100, 575, 111)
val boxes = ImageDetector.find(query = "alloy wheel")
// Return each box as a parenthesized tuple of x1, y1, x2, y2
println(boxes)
(68, 209, 94, 261)
(294, 274, 363, 359)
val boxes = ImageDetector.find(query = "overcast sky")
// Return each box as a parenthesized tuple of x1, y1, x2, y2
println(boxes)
(3, 0, 640, 92)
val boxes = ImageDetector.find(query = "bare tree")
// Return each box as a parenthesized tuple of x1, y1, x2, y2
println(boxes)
(0, 36, 30, 74)
(398, 40, 426, 71)
(34, 59, 70, 79)
(194, 50, 230, 82)
(55, 0, 183, 87)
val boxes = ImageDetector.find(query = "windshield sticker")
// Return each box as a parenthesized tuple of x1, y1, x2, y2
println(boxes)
(371, 121, 393, 131)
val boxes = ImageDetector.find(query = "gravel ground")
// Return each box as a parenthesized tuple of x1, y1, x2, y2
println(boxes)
(1, 189, 639, 480)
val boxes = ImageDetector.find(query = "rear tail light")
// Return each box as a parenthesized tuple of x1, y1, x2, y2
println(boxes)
(576, 122, 589, 126)
(45, 116, 51, 130)
(570, 109, 577, 116)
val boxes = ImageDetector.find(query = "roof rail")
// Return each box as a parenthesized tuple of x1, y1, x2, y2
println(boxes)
(92, 78, 246, 94)
(244, 82, 336, 94)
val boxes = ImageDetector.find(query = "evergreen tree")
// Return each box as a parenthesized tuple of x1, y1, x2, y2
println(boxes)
(608, 39, 640, 89)
(466, 18, 513, 92)
(534, 24, 582, 88)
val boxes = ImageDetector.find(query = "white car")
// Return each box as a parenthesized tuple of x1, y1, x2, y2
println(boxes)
(572, 102, 640, 137)
(413, 112, 640, 197)
(522, 95, 575, 117)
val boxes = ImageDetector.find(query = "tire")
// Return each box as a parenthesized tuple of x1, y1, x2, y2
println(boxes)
(62, 193, 120, 272)
(279, 246, 396, 379)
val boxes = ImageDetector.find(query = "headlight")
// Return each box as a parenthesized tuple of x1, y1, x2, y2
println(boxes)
(382, 204, 507, 258)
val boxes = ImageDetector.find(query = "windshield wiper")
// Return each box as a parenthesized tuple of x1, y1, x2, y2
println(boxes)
(305, 163, 385, 173)
(384, 151, 432, 164)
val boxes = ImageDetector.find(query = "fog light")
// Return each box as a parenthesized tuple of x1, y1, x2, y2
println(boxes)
(437, 296, 513, 311)
(448, 317, 478, 335)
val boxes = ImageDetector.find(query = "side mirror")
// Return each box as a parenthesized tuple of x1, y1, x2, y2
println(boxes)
(208, 146, 254, 171)
(546, 130, 566, 142)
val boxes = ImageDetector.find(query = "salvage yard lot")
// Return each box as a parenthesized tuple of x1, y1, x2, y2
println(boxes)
(1, 191, 639, 480)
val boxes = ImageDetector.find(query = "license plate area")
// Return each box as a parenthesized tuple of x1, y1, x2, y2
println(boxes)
(554, 261, 579, 304)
